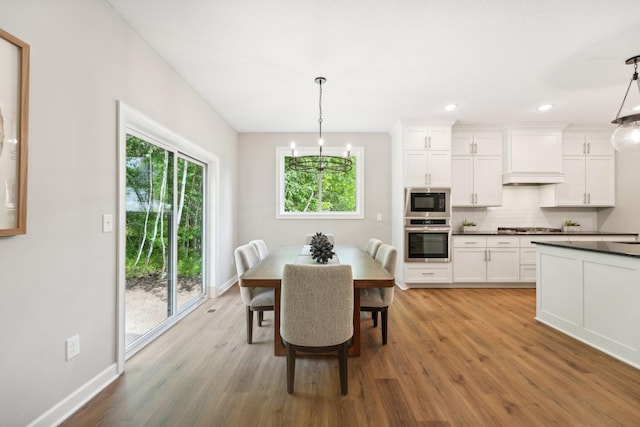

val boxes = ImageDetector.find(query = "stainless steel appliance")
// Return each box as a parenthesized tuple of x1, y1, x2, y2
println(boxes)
(404, 187, 451, 218)
(404, 218, 451, 262)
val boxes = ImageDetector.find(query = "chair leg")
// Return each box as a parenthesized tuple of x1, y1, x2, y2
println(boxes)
(246, 306, 253, 344)
(338, 342, 349, 395)
(381, 308, 388, 345)
(286, 343, 296, 394)
(258, 310, 264, 327)
(372, 310, 378, 327)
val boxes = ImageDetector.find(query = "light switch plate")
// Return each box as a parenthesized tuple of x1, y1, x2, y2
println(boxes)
(102, 214, 113, 233)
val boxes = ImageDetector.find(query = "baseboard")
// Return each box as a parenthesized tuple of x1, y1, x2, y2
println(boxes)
(405, 282, 536, 289)
(27, 363, 119, 427)
(211, 275, 237, 297)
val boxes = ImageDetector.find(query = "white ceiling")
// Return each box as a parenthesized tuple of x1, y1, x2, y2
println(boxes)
(106, 0, 640, 133)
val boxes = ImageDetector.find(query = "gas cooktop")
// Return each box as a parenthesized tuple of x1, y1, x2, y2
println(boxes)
(497, 227, 563, 234)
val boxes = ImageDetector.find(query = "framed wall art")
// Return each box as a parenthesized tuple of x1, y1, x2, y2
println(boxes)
(0, 28, 29, 236)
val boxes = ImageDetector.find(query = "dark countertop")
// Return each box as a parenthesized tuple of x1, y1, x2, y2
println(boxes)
(452, 231, 638, 236)
(534, 241, 640, 258)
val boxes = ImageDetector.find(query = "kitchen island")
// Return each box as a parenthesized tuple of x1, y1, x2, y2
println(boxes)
(535, 241, 640, 369)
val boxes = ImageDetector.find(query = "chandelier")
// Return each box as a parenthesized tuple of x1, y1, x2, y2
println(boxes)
(289, 77, 353, 173)
(611, 55, 640, 151)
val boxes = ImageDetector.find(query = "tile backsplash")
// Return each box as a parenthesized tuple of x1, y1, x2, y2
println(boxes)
(452, 185, 598, 231)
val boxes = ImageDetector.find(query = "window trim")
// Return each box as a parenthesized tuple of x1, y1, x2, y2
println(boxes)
(276, 145, 364, 219)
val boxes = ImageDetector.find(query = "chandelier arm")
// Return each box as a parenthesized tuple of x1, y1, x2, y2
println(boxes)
(614, 75, 636, 120)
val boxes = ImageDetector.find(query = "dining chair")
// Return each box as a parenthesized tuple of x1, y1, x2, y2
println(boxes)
(280, 264, 353, 395)
(360, 244, 397, 345)
(305, 233, 335, 245)
(234, 243, 274, 344)
(249, 239, 269, 260)
(365, 238, 382, 258)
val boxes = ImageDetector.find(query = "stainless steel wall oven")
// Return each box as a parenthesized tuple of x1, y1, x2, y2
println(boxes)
(404, 218, 451, 262)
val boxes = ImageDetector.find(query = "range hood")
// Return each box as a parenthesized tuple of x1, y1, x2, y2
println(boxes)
(502, 126, 566, 185)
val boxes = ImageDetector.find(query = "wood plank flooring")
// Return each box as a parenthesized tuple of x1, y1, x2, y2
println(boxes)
(62, 287, 640, 427)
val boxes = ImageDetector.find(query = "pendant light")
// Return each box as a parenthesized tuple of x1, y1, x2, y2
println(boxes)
(611, 55, 640, 151)
(289, 77, 353, 173)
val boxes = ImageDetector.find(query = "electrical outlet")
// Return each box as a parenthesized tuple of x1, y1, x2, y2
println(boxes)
(66, 335, 80, 360)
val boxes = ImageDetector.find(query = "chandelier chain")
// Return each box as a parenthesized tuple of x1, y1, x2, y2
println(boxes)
(318, 79, 323, 139)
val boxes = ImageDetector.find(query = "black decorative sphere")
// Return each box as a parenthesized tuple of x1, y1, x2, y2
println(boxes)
(309, 232, 335, 264)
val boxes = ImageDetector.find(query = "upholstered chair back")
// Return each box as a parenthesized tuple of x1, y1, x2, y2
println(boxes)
(280, 264, 353, 347)
(234, 243, 261, 305)
(365, 238, 382, 258)
(249, 239, 269, 260)
(374, 244, 397, 306)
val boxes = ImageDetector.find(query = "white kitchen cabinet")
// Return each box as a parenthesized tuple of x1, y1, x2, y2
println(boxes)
(404, 126, 451, 151)
(452, 236, 519, 282)
(404, 263, 452, 284)
(539, 130, 615, 207)
(404, 150, 451, 187)
(452, 156, 502, 206)
(403, 124, 452, 187)
(452, 130, 502, 206)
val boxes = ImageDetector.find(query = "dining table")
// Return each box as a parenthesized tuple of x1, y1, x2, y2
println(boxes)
(239, 244, 395, 356)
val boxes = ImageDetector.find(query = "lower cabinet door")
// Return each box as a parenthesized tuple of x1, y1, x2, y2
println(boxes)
(453, 248, 486, 282)
(486, 248, 520, 282)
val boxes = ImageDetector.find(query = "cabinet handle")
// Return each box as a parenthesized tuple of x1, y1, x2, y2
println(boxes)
(583, 193, 586, 204)
(474, 193, 478, 204)
(587, 193, 591, 204)
(484, 250, 487, 261)
(583, 142, 587, 154)
(473, 142, 478, 154)
(487, 249, 491, 261)
(421, 272, 435, 275)
(464, 242, 478, 244)
(497, 241, 510, 244)
(587, 142, 591, 154)
(469, 142, 474, 154)
(426, 136, 431, 149)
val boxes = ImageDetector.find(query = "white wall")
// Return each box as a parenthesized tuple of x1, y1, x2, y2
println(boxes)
(237, 132, 392, 251)
(0, 1, 237, 426)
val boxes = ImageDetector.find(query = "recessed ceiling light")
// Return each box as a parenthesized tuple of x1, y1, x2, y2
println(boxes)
(444, 104, 457, 111)
(538, 104, 554, 111)
(632, 105, 640, 111)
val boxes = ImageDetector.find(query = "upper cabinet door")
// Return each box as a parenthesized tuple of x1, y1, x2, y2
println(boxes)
(404, 128, 427, 150)
(403, 150, 429, 186)
(472, 133, 502, 156)
(404, 126, 452, 150)
(428, 127, 452, 150)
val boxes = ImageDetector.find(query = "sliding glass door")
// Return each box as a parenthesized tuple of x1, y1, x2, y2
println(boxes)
(124, 134, 205, 351)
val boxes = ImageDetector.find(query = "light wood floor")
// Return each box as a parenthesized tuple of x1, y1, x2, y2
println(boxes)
(62, 287, 640, 427)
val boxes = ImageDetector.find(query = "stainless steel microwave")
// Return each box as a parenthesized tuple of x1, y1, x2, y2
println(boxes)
(404, 187, 451, 218)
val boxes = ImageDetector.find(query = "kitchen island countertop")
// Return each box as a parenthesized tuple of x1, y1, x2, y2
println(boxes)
(534, 240, 640, 258)
(453, 230, 637, 237)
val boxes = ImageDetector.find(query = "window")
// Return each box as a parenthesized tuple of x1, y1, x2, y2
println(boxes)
(276, 146, 364, 219)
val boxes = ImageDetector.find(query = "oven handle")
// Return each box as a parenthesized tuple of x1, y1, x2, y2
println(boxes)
(405, 227, 452, 233)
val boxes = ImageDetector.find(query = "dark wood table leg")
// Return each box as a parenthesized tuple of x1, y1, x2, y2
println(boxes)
(273, 286, 286, 356)
(350, 289, 361, 356)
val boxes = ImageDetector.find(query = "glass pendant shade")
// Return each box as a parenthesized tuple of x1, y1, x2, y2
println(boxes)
(611, 118, 640, 151)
